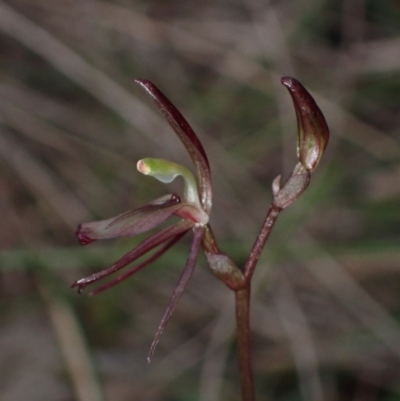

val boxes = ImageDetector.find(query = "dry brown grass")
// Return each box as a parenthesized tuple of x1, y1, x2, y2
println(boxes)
(1, 1, 400, 400)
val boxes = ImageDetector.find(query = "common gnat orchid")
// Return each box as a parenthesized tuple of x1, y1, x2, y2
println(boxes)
(72, 79, 217, 361)
(72, 77, 329, 371)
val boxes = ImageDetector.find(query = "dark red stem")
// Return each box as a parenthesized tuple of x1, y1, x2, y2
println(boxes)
(235, 285, 255, 401)
(244, 204, 281, 281)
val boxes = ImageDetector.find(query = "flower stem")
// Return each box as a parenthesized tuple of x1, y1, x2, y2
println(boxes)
(244, 204, 281, 281)
(235, 285, 255, 401)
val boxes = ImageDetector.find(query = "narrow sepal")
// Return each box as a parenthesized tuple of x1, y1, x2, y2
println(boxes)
(147, 225, 204, 362)
(88, 231, 188, 296)
(72, 220, 193, 293)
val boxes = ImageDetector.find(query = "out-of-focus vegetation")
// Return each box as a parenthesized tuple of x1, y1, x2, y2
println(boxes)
(1, 0, 400, 400)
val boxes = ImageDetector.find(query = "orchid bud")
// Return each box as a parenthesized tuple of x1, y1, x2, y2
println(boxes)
(281, 77, 329, 172)
(137, 158, 202, 209)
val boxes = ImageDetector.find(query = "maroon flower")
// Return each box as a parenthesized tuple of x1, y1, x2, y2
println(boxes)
(72, 77, 329, 361)
(73, 80, 213, 360)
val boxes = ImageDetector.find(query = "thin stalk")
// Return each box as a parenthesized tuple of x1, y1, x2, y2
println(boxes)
(235, 285, 255, 401)
(244, 204, 281, 280)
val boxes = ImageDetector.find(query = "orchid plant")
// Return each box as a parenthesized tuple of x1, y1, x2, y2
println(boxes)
(73, 77, 329, 400)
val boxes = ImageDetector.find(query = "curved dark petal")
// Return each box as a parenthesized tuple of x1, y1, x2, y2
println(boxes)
(281, 77, 329, 172)
(134, 79, 212, 214)
(71, 220, 193, 293)
(89, 230, 188, 296)
(147, 225, 204, 362)
(76, 195, 181, 243)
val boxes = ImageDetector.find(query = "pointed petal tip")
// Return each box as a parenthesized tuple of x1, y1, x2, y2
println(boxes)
(133, 78, 146, 84)
(147, 325, 164, 362)
(71, 277, 92, 294)
(281, 77, 302, 94)
(281, 76, 295, 87)
(71, 281, 85, 294)
(134, 78, 152, 90)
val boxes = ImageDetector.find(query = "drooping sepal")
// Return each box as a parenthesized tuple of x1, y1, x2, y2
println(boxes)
(147, 225, 204, 362)
(72, 220, 193, 293)
(88, 231, 187, 296)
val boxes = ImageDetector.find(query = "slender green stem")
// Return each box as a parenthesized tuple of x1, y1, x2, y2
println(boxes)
(244, 204, 281, 280)
(235, 285, 255, 401)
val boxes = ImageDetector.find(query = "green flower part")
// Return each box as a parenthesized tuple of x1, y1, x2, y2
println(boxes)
(137, 158, 202, 210)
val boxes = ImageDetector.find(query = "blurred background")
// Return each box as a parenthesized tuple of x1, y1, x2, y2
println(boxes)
(0, 0, 400, 400)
